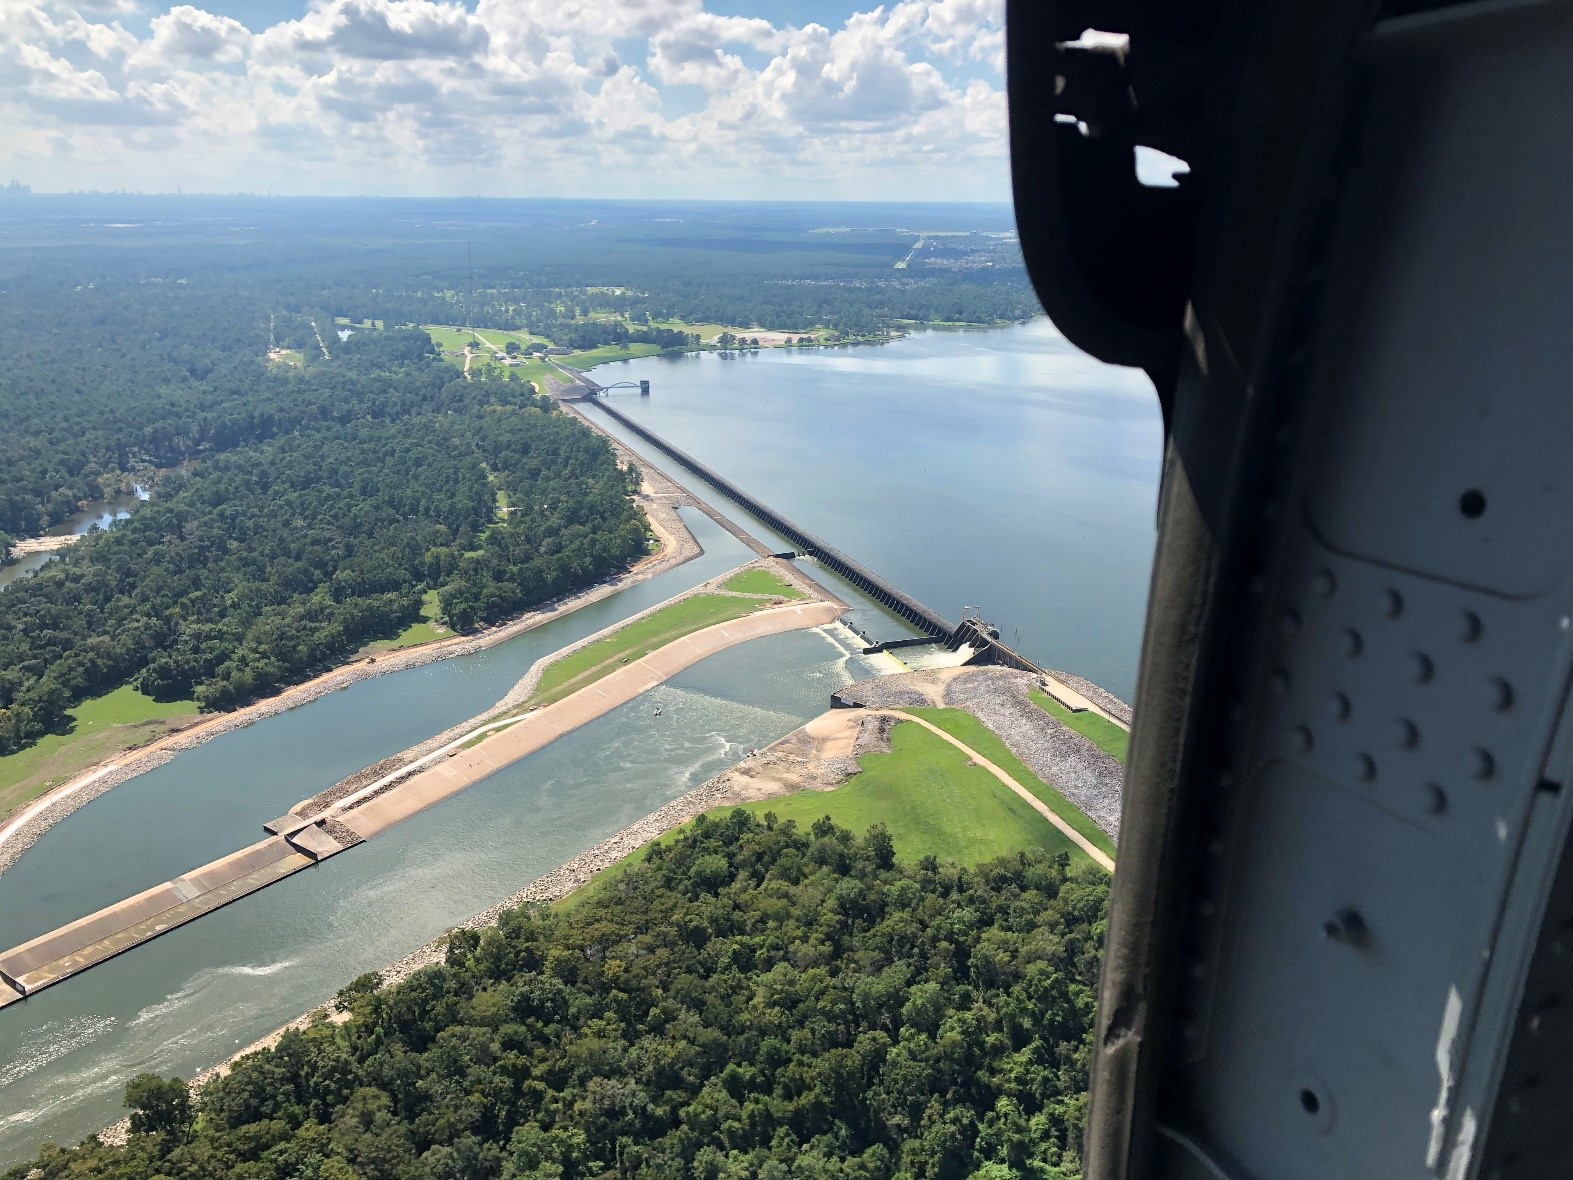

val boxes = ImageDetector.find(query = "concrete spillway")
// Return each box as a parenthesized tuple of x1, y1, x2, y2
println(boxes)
(588, 399, 958, 638)
(584, 398, 1049, 677)
(0, 829, 346, 1009)
(0, 597, 840, 1012)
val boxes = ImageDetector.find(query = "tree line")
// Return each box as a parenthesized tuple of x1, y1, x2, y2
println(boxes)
(0, 391, 648, 755)
(8, 812, 1108, 1180)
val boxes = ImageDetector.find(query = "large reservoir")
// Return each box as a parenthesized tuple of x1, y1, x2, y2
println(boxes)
(580, 320, 1161, 700)
(0, 321, 1162, 1164)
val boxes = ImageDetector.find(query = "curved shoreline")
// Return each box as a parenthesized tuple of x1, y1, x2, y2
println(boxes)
(0, 461, 702, 879)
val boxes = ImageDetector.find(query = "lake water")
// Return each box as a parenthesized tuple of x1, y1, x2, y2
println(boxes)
(0, 321, 1163, 1163)
(580, 320, 1162, 700)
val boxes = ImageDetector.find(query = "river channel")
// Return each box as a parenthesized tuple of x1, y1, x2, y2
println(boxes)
(0, 489, 147, 591)
(0, 321, 1163, 1162)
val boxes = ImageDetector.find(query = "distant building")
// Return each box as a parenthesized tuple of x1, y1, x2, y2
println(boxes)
(0, 181, 31, 197)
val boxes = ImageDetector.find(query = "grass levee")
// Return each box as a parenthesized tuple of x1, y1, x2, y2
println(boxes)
(0, 686, 199, 821)
(561, 343, 665, 368)
(1030, 688, 1130, 763)
(526, 593, 769, 708)
(722, 568, 805, 599)
(566, 715, 1097, 912)
(903, 706, 1117, 860)
(741, 721, 1084, 865)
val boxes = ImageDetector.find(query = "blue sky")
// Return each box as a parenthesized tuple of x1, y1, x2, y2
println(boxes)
(0, 0, 1015, 200)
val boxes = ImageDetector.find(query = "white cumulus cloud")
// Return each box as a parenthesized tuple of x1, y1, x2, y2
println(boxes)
(0, 0, 1014, 199)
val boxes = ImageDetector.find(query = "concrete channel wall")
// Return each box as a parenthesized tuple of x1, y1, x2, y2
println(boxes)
(0, 599, 841, 1012)
(587, 398, 959, 639)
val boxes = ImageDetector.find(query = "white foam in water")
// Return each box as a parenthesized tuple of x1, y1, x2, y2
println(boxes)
(0, 1014, 118, 1089)
(130, 959, 300, 1027)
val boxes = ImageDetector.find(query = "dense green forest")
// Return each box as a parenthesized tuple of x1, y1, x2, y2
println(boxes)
(0, 198, 1038, 535)
(6, 813, 1107, 1180)
(0, 386, 647, 755)
(0, 197, 1041, 757)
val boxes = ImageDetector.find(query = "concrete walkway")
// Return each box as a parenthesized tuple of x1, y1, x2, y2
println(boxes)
(876, 710, 1115, 872)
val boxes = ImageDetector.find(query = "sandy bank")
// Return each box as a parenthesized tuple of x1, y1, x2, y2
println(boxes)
(8, 534, 81, 557)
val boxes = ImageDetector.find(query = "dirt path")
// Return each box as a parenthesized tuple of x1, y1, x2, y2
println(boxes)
(875, 709, 1115, 871)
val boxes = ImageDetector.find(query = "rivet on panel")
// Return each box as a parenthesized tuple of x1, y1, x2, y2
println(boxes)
(1412, 653, 1435, 684)
(1280, 608, 1302, 637)
(1310, 569, 1337, 599)
(1328, 692, 1351, 721)
(1426, 784, 1448, 815)
(1355, 753, 1377, 782)
(1383, 589, 1404, 619)
(1397, 718, 1420, 749)
(1227, 697, 1246, 723)
(1491, 678, 1514, 712)
(1344, 629, 1364, 658)
(1292, 726, 1314, 754)
(1322, 908, 1368, 946)
(1458, 611, 1483, 643)
(1268, 669, 1291, 696)
(1469, 748, 1496, 781)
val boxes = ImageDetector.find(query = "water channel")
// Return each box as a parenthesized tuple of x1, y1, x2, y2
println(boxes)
(0, 321, 1164, 1162)
(0, 489, 148, 591)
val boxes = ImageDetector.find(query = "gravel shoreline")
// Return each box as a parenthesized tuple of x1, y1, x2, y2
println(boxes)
(0, 465, 700, 879)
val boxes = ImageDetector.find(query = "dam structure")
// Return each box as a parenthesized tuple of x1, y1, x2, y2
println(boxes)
(581, 394, 1046, 675)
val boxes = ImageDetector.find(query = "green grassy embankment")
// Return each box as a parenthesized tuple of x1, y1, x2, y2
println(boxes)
(739, 721, 1082, 865)
(722, 568, 805, 599)
(564, 715, 1093, 911)
(1030, 687, 1130, 763)
(525, 592, 768, 709)
(903, 706, 1116, 860)
(0, 686, 200, 820)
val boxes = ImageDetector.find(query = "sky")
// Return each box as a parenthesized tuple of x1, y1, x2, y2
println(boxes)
(0, 0, 1018, 200)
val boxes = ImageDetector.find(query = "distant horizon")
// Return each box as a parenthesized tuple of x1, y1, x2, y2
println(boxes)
(0, 188, 1018, 208)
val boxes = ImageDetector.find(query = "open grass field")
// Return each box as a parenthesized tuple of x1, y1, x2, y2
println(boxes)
(560, 343, 665, 368)
(1031, 688, 1130, 763)
(424, 325, 480, 352)
(0, 686, 200, 821)
(565, 718, 1088, 913)
(361, 589, 450, 655)
(527, 592, 768, 708)
(564, 712, 1100, 911)
(741, 721, 1083, 865)
(903, 706, 1116, 859)
(722, 568, 805, 599)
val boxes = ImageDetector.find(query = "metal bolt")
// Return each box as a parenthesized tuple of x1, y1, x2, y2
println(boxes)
(1322, 908, 1369, 946)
